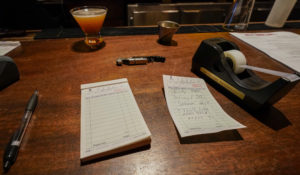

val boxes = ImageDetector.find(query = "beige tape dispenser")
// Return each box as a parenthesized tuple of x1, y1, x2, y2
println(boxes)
(191, 38, 300, 111)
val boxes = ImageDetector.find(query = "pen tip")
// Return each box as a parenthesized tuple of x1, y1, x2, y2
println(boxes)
(34, 90, 39, 95)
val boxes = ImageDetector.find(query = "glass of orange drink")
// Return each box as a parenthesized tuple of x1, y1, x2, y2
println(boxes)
(70, 6, 107, 49)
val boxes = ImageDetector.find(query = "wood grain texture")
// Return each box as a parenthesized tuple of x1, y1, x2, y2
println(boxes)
(1, 30, 300, 175)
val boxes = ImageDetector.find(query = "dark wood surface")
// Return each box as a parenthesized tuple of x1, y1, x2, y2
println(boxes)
(1, 30, 300, 175)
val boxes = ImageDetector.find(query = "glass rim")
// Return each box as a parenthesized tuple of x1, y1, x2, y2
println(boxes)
(70, 6, 108, 14)
(158, 21, 180, 29)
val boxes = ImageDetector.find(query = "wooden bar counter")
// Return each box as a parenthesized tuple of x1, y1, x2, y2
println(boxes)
(1, 29, 300, 175)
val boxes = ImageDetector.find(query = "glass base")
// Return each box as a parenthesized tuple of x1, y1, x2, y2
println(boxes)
(84, 35, 104, 49)
(223, 23, 248, 32)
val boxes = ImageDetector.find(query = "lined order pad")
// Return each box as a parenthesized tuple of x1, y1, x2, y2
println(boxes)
(80, 78, 151, 162)
(163, 75, 245, 138)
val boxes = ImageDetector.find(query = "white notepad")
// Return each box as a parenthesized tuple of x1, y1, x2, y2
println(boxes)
(80, 78, 151, 162)
(163, 75, 246, 138)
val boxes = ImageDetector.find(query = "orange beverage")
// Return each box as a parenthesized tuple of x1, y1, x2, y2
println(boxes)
(70, 6, 107, 48)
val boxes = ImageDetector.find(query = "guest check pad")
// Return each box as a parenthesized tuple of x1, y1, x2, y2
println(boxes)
(80, 78, 151, 162)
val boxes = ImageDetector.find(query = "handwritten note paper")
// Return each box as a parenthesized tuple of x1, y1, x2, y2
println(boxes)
(80, 78, 151, 161)
(231, 32, 300, 73)
(163, 75, 245, 138)
(0, 41, 21, 56)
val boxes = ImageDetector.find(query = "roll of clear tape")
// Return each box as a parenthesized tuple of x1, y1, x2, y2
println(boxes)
(223, 50, 247, 74)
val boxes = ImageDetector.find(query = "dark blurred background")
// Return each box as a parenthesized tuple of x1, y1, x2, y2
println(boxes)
(0, 0, 299, 30)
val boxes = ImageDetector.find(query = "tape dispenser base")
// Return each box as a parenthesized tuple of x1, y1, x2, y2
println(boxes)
(191, 38, 299, 111)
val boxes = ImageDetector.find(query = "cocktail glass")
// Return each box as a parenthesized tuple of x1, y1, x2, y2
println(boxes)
(70, 6, 107, 49)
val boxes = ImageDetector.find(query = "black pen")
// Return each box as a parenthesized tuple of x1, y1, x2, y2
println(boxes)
(3, 90, 38, 172)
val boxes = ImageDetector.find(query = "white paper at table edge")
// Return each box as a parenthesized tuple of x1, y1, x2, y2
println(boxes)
(0, 41, 21, 56)
(0, 41, 21, 46)
(231, 31, 300, 37)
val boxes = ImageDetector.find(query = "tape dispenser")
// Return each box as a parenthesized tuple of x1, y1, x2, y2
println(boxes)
(191, 38, 300, 111)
